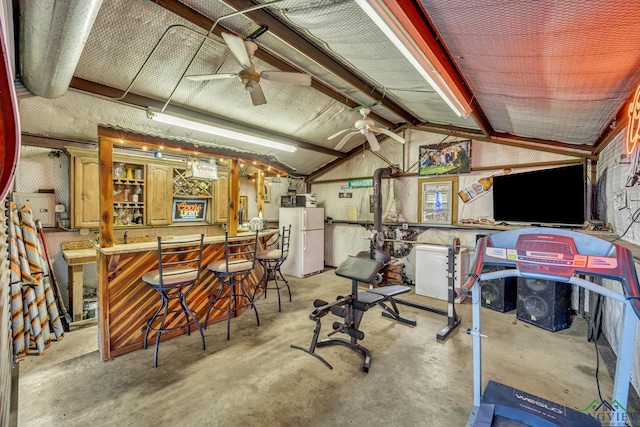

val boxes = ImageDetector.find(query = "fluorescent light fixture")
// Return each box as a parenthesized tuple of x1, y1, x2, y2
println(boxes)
(355, 0, 471, 118)
(146, 108, 297, 153)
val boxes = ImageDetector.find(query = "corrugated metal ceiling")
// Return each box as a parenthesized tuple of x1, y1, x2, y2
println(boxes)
(15, 0, 640, 174)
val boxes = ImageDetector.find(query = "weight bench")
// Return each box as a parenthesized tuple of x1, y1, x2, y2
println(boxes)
(291, 256, 416, 372)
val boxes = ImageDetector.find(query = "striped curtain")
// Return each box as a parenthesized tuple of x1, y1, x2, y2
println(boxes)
(8, 203, 64, 361)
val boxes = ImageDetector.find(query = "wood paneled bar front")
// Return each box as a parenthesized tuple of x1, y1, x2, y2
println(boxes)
(97, 230, 277, 361)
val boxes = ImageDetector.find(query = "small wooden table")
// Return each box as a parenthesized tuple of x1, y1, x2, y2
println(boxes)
(62, 246, 98, 323)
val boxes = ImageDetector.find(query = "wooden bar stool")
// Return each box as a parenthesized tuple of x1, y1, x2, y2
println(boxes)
(205, 230, 259, 340)
(254, 225, 291, 312)
(142, 234, 206, 368)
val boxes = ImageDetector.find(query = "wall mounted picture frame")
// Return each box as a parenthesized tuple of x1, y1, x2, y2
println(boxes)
(419, 139, 471, 176)
(417, 177, 458, 224)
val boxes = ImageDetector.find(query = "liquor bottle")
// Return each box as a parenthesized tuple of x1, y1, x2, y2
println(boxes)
(458, 169, 511, 203)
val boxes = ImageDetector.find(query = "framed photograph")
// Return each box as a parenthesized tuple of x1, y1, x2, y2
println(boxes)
(419, 139, 471, 176)
(417, 177, 458, 224)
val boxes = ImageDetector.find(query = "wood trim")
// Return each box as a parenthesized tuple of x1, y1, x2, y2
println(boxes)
(98, 252, 111, 360)
(98, 138, 114, 247)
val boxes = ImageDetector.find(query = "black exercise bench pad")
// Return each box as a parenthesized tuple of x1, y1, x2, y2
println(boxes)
(335, 256, 383, 283)
(357, 291, 385, 305)
(368, 285, 411, 298)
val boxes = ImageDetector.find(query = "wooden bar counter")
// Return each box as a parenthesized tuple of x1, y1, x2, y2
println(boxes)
(97, 230, 278, 361)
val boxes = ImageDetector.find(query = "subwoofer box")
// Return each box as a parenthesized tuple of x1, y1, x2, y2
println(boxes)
(516, 278, 571, 332)
(480, 266, 517, 313)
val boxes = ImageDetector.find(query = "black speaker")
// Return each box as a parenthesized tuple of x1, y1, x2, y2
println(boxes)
(516, 278, 571, 331)
(480, 266, 517, 313)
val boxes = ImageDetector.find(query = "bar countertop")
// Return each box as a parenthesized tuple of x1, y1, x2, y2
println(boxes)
(98, 229, 278, 255)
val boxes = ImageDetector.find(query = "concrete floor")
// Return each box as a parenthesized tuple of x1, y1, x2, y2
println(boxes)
(18, 269, 618, 426)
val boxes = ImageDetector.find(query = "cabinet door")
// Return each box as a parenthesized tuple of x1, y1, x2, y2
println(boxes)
(146, 164, 173, 225)
(73, 156, 100, 228)
(214, 173, 229, 223)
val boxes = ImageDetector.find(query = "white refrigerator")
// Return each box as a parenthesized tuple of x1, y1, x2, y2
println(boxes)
(279, 207, 325, 278)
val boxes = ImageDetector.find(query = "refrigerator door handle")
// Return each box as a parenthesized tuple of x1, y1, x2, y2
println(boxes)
(303, 231, 307, 252)
(303, 210, 307, 230)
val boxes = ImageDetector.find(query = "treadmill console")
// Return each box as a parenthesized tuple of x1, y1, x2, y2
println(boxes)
(468, 228, 640, 319)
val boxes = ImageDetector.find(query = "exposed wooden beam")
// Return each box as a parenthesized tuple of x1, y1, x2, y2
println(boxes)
(413, 125, 595, 159)
(156, 0, 415, 128)
(21, 133, 96, 150)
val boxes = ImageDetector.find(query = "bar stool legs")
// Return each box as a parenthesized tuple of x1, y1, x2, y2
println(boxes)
(205, 231, 260, 341)
(205, 276, 260, 341)
(256, 258, 291, 312)
(254, 225, 292, 312)
(143, 284, 205, 368)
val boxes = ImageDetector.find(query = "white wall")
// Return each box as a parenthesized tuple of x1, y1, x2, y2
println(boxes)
(595, 131, 640, 395)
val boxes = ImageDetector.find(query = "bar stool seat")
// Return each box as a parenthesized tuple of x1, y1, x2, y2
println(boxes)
(206, 230, 260, 341)
(142, 234, 205, 368)
(142, 267, 198, 286)
(254, 225, 291, 312)
(208, 259, 254, 273)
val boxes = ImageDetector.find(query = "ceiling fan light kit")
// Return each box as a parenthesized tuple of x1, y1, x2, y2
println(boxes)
(330, 106, 405, 151)
(147, 107, 297, 153)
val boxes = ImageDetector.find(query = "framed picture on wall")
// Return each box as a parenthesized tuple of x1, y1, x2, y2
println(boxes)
(419, 139, 471, 176)
(417, 177, 458, 224)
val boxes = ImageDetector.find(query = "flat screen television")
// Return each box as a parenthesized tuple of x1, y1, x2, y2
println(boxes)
(492, 164, 585, 226)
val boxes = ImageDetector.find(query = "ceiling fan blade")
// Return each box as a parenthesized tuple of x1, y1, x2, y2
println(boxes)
(249, 83, 267, 106)
(261, 71, 312, 86)
(221, 32, 252, 70)
(328, 128, 352, 140)
(377, 128, 406, 144)
(366, 132, 380, 151)
(335, 132, 358, 150)
(185, 73, 237, 82)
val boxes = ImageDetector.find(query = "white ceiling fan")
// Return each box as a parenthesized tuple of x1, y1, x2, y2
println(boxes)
(185, 31, 312, 106)
(329, 106, 405, 151)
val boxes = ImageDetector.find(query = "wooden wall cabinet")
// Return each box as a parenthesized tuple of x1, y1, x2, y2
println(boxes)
(68, 147, 222, 228)
(214, 167, 229, 223)
(146, 164, 173, 226)
(72, 156, 101, 228)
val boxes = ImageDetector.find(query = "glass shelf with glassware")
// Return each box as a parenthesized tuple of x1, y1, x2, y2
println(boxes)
(113, 162, 145, 226)
(113, 203, 145, 226)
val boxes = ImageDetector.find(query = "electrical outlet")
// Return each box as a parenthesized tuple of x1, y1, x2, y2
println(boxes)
(402, 223, 408, 230)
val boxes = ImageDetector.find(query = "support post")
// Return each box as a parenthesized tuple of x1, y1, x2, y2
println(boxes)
(98, 137, 114, 247)
(228, 159, 238, 236)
